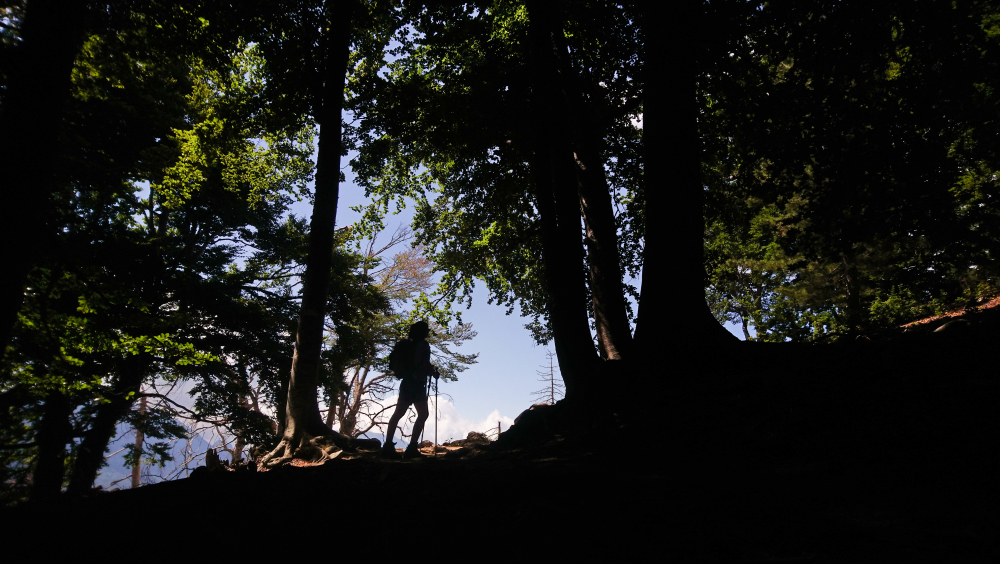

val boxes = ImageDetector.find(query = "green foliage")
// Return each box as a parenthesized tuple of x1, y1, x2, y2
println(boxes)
(346, 1, 643, 345)
(2, 11, 318, 490)
(0, 388, 35, 506)
(755, 295, 843, 344)
(121, 404, 188, 469)
(700, 0, 1000, 340)
(704, 174, 792, 340)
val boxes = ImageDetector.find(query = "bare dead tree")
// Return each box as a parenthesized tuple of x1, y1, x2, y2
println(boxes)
(130, 395, 147, 489)
(531, 350, 564, 405)
(323, 225, 476, 442)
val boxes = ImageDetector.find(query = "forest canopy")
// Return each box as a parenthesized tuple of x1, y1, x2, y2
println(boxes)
(1, 0, 998, 501)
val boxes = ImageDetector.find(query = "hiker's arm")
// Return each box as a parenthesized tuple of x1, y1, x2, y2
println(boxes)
(415, 341, 433, 376)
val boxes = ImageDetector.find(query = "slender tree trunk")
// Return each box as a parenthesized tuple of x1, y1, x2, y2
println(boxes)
(233, 436, 246, 464)
(232, 375, 249, 462)
(525, 0, 600, 399)
(325, 401, 337, 429)
(130, 396, 147, 489)
(841, 254, 862, 331)
(576, 142, 634, 360)
(67, 353, 151, 495)
(335, 365, 366, 435)
(330, 365, 357, 430)
(274, 370, 289, 439)
(271, 0, 356, 460)
(0, 0, 88, 355)
(30, 391, 73, 501)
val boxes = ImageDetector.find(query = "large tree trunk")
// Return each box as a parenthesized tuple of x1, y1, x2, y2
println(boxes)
(30, 390, 73, 501)
(633, 0, 738, 355)
(525, 0, 600, 399)
(0, 0, 88, 355)
(67, 352, 152, 495)
(263, 0, 356, 466)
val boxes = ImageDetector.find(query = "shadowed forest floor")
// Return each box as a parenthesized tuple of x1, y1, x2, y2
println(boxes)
(5, 305, 999, 561)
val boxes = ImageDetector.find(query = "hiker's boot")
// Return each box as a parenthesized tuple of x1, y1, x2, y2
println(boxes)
(379, 442, 400, 459)
(403, 445, 427, 459)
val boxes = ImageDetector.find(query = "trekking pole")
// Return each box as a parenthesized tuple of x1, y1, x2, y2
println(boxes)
(434, 375, 439, 456)
(419, 375, 430, 446)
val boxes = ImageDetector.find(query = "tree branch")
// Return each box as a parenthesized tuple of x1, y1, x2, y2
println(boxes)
(138, 392, 230, 428)
(0, 442, 36, 450)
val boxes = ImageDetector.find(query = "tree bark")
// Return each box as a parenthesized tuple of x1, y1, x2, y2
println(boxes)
(525, 0, 600, 399)
(633, 0, 738, 355)
(130, 396, 147, 489)
(265, 0, 356, 464)
(576, 142, 635, 360)
(0, 0, 88, 355)
(30, 390, 73, 501)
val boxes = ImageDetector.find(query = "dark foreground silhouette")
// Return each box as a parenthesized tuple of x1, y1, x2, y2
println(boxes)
(5, 306, 999, 561)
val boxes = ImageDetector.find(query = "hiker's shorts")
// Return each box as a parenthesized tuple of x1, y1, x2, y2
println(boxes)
(398, 376, 427, 406)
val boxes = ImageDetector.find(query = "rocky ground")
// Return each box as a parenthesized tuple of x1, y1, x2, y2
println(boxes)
(5, 303, 999, 561)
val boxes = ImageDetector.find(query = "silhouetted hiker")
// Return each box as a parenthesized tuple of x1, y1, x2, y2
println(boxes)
(382, 321, 439, 459)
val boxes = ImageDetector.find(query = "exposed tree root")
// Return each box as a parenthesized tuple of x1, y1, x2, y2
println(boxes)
(261, 428, 350, 468)
(260, 428, 382, 468)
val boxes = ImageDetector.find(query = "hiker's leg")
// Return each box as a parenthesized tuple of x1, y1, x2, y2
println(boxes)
(408, 397, 429, 450)
(384, 400, 410, 447)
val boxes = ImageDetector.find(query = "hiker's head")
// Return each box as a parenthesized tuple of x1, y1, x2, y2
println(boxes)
(408, 320, 430, 340)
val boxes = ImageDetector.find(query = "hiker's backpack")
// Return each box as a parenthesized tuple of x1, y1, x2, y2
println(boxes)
(388, 338, 416, 378)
